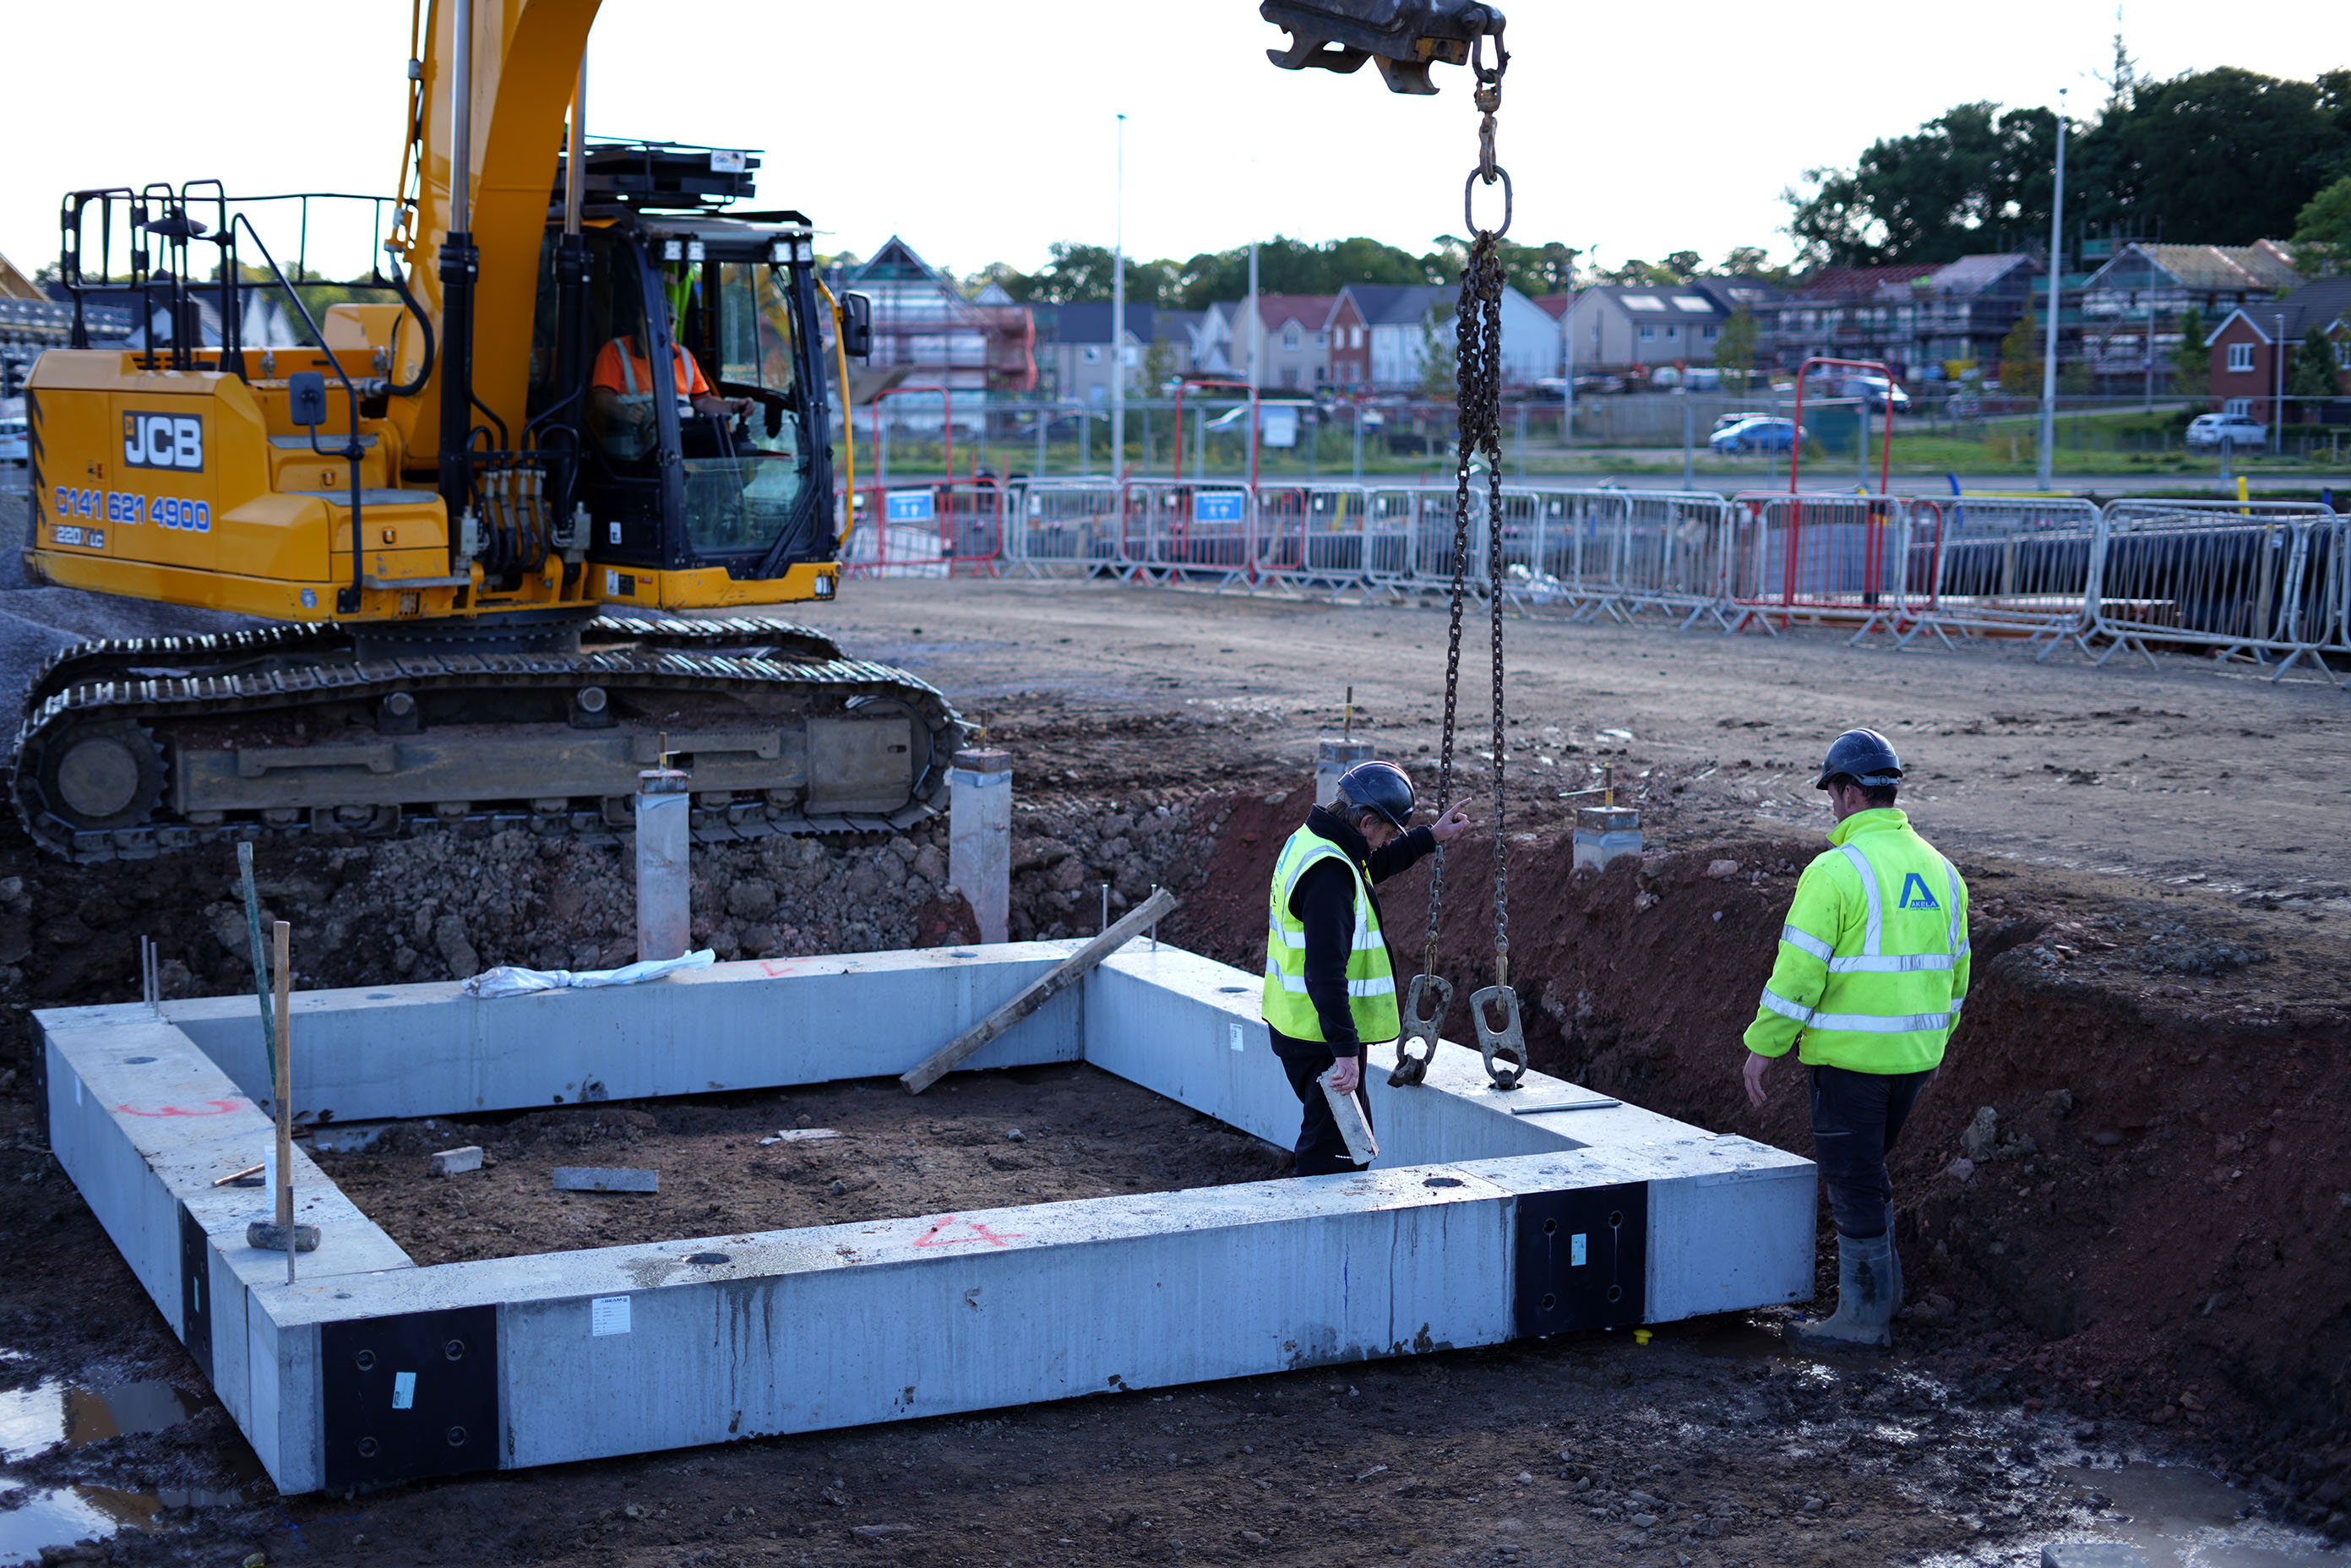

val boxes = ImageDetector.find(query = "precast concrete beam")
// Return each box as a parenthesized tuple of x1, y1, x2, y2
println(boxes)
(136, 945, 1085, 1123)
(38, 939, 1815, 1496)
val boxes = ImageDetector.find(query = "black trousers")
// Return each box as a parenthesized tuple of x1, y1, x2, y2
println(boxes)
(1279, 1050, 1376, 1178)
(1808, 1063, 1932, 1239)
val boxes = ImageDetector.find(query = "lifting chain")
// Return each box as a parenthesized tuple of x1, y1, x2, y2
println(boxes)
(1395, 24, 1525, 1092)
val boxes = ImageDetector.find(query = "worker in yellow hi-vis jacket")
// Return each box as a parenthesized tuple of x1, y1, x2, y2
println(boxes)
(1741, 728, 1970, 1349)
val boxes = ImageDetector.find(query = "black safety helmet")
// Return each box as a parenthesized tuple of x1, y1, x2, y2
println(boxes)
(1335, 760, 1417, 830)
(1813, 727, 1904, 791)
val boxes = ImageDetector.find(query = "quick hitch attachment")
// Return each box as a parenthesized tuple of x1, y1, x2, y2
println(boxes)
(1470, 983, 1527, 1090)
(1389, 972, 1453, 1087)
(1260, 0, 1505, 95)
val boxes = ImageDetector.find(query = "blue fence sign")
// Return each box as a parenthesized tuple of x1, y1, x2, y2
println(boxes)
(886, 490, 935, 524)
(1194, 491, 1245, 525)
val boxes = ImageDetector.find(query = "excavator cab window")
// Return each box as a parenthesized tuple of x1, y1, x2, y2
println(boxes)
(673, 259, 809, 554)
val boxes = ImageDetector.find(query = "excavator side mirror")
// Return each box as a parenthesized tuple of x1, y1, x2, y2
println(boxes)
(288, 372, 327, 427)
(840, 292, 873, 362)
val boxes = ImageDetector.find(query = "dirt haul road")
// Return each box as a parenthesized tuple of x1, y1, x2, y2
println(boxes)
(2, 569, 2348, 1568)
(835, 578, 2351, 907)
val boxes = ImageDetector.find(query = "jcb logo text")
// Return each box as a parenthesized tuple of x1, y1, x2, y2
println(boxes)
(122, 411, 204, 471)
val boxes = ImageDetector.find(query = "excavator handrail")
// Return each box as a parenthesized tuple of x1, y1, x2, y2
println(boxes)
(228, 211, 370, 614)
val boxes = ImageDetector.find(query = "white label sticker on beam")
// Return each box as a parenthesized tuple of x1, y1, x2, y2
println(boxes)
(591, 1295, 632, 1337)
(1571, 1233, 1588, 1267)
(391, 1371, 416, 1410)
(1228, 1023, 1244, 1054)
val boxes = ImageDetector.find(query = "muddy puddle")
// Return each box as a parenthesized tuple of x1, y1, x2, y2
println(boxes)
(0, 1377, 256, 1565)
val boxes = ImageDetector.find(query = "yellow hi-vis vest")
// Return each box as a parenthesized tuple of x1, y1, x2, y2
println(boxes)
(1261, 824, 1401, 1044)
(1743, 808, 1970, 1074)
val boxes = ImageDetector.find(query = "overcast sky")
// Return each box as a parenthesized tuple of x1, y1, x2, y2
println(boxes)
(2, 1, 2341, 289)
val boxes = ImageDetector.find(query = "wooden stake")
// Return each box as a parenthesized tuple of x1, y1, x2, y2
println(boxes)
(273, 920, 294, 1284)
(901, 887, 1180, 1096)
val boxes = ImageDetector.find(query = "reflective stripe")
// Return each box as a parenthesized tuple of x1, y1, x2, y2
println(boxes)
(1804, 1008, 1953, 1033)
(1827, 953, 1955, 973)
(1779, 924, 1834, 961)
(1266, 972, 1396, 997)
(1838, 843, 1883, 954)
(1269, 910, 1383, 951)
(1757, 988, 1814, 1024)
(1942, 856, 1965, 952)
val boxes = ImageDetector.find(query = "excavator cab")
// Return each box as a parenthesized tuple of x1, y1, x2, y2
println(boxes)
(529, 202, 839, 610)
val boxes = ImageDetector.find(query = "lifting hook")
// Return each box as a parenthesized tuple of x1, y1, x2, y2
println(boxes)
(1390, 972, 1452, 1087)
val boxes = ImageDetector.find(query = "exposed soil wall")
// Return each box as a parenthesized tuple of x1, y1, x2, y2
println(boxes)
(1166, 788, 2351, 1529)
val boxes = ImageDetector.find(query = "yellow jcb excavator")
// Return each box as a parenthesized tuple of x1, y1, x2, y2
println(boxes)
(14, 0, 1503, 863)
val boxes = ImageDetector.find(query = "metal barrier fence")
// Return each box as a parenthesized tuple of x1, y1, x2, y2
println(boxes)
(1725, 493, 1911, 640)
(840, 480, 1005, 579)
(1902, 494, 2103, 652)
(874, 479, 2348, 689)
(2084, 500, 2343, 676)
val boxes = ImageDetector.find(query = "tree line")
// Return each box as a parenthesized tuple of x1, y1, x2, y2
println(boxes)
(955, 237, 1792, 310)
(1787, 49, 2351, 267)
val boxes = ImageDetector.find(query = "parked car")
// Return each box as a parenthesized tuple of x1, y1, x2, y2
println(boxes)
(1838, 374, 1912, 412)
(1527, 377, 1568, 401)
(1709, 416, 1804, 455)
(2185, 412, 2267, 449)
(1712, 411, 1772, 435)
(0, 416, 24, 466)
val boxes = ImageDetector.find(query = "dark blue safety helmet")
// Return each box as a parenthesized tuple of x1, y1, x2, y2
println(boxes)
(1814, 727, 1903, 791)
(1335, 760, 1417, 830)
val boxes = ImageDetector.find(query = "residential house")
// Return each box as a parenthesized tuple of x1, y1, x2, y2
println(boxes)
(2204, 275, 2351, 423)
(1197, 295, 1337, 390)
(1339, 281, 1555, 393)
(2079, 242, 2302, 394)
(1754, 264, 1938, 375)
(1035, 302, 1203, 404)
(1565, 283, 1739, 378)
(1327, 292, 1369, 389)
(835, 237, 1036, 406)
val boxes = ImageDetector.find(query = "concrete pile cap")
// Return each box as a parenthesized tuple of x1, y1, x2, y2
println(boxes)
(431, 1146, 483, 1175)
(35, 939, 1814, 1495)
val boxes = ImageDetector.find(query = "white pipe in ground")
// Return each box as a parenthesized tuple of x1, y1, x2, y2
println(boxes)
(635, 766, 691, 961)
(949, 748, 1011, 944)
(1315, 738, 1373, 807)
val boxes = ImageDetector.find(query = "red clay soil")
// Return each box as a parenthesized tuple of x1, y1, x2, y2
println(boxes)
(1166, 787, 2351, 1522)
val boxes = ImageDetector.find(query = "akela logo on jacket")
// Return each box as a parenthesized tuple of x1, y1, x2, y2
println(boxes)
(1897, 873, 1940, 910)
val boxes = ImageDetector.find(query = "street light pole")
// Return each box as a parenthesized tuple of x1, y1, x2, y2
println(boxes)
(2272, 311, 2286, 455)
(1111, 112, 1126, 484)
(2036, 89, 2066, 492)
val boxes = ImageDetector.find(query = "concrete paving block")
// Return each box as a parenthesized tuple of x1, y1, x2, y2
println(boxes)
(760, 1129, 838, 1144)
(2043, 1544, 2150, 1568)
(553, 1167, 658, 1193)
(431, 1146, 484, 1176)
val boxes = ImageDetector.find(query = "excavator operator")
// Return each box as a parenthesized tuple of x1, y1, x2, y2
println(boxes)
(590, 292, 749, 458)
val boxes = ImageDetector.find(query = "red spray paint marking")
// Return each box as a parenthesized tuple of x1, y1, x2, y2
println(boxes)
(912, 1217, 1025, 1250)
(116, 1098, 246, 1118)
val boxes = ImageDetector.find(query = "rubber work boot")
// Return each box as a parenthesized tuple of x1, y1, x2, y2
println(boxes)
(1789, 1230, 1897, 1350)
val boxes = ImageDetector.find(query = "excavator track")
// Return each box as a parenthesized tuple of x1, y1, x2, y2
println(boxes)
(12, 635, 962, 863)
(19, 615, 845, 716)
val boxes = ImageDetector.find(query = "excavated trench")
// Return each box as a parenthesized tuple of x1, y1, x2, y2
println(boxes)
(2, 780, 2348, 1542)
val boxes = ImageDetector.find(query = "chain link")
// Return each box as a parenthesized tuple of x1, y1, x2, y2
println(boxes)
(1404, 20, 1522, 1092)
